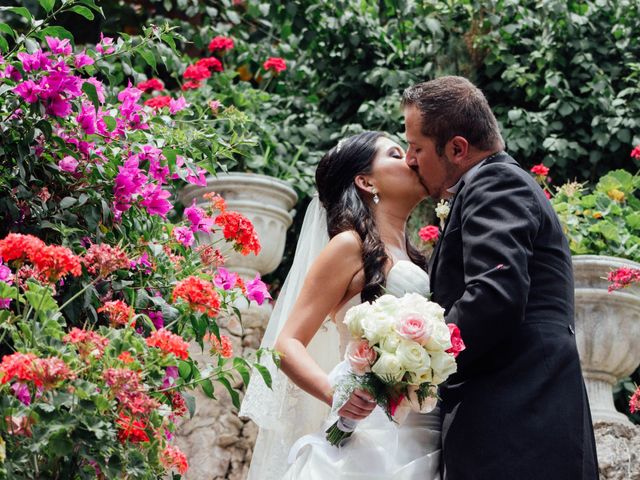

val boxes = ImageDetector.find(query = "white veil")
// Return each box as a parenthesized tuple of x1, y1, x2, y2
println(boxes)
(239, 195, 341, 480)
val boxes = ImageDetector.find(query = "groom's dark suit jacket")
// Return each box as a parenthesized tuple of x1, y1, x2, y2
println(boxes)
(430, 152, 598, 479)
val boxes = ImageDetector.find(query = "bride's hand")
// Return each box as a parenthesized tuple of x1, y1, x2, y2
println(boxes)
(337, 389, 376, 420)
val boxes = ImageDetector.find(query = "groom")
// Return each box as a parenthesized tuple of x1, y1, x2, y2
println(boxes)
(402, 77, 598, 479)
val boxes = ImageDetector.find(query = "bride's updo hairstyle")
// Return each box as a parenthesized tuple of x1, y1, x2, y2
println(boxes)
(315, 131, 426, 303)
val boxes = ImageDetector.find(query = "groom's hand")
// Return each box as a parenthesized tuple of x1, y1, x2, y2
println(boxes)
(338, 389, 376, 420)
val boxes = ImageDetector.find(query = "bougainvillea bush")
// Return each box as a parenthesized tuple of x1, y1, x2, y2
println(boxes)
(0, 1, 275, 477)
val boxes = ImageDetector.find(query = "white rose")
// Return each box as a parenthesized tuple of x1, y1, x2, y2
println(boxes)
(371, 352, 405, 383)
(372, 294, 399, 316)
(406, 366, 433, 386)
(361, 312, 395, 344)
(425, 320, 453, 352)
(379, 331, 402, 353)
(430, 351, 457, 384)
(343, 303, 370, 338)
(396, 339, 430, 372)
(406, 384, 438, 413)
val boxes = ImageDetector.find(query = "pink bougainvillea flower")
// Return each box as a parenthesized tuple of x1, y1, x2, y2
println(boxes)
(45, 94, 72, 118)
(246, 274, 271, 305)
(74, 50, 94, 68)
(139, 183, 172, 218)
(169, 96, 189, 114)
(45, 36, 72, 56)
(13, 80, 40, 103)
(184, 200, 214, 233)
(58, 155, 79, 173)
(2, 64, 22, 81)
(76, 102, 97, 135)
(17, 51, 50, 72)
(173, 226, 194, 248)
(214, 267, 238, 291)
(96, 33, 115, 55)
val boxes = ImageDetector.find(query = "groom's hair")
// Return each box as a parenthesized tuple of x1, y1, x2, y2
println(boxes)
(401, 76, 505, 155)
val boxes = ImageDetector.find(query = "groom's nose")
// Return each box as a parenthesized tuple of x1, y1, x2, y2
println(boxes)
(405, 151, 417, 168)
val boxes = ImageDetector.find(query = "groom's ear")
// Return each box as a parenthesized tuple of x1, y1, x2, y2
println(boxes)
(446, 136, 469, 165)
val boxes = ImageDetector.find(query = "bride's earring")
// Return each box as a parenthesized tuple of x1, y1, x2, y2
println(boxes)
(372, 187, 380, 205)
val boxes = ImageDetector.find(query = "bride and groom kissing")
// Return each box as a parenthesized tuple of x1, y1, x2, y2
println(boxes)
(240, 76, 599, 479)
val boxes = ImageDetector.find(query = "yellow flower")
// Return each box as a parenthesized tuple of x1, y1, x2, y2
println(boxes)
(236, 65, 253, 82)
(593, 212, 603, 219)
(607, 188, 625, 202)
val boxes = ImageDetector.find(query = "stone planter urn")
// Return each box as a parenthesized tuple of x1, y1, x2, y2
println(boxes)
(177, 173, 298, 479)
(180, 172, 298, 279)
(573, 255, 640, 425)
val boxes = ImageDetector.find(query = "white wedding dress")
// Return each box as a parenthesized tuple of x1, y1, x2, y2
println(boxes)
(282, 260, 441, 480)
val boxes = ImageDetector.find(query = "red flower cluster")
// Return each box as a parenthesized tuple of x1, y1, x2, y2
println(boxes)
(63, 327, 110, 358)
(146, 328, 190, 360)
(118, 351, 135, 364)
(116, 413, 150, 443)
(197, 57, 223, 73)
(203, 191, 226, 212)
(161, 444, 189, 474)
(83, 243, 130, 277)
(172, 275, 221, 317)
(631, 145, 640, 159)
(630, 385, 640, 414)
(263, 57, 287, 73)
(214, 211, 261, 256)
(0, 233, 82, 283)
(607, 267, 640, 292)
(446, 323, 466, 358)
(418, 225, 440, 244)
(0, 352, 74, 388)
(530, 163, 549, 177)
(205, 333, 233, 358)
(137, 78, 164, 93)
(184, 64, 211, 81)
(105, 367, 160, 415)
(196, 245, 225, 268)
(144, 95, 172, 109)
(98, 300, 134, 327)
(208, 35, 234, 54)
(167, 391, 188, 417)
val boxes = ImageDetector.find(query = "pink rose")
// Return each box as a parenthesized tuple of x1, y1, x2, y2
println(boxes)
(396, 314, 432, 345)
(445, 323, 465, 358)
(346, 339, 377, 375)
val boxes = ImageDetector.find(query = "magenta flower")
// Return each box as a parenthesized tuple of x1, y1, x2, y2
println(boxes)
(140, 183, 172, 217)
(130, 252, 153, 274)
(84, 78, 105, 103)
(0, 262, 13, 285)
(214, 267, 238, 291)
(0, 298, 11, 309)
(114, 158, 147, 211)
(2, 65, 22, 81)
(13, 80, 40, 103)
(96, 33, 115, 55)
(45, 36, 72, 56)
(162, 366, 179, 389)
(76, 103, 97, 135)
(147, 310, 164, 329)
(11, 382, 31, 406)
(246, 275, 271, 305)
(17, 51, 50, 72)
(173, 226, 195, 247)
(74, 50, 94, 68)
(58, 155, 79, 173)
(45, 94, 72, 117)
(169, 96, 189, 114)
(184, 200, 214, 233)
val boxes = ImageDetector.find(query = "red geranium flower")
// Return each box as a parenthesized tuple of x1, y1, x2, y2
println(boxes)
(208, 36, 234, 54)
(144, 96, 172, 110)
(631, 145, 640, 159)
(137, 78, 164, 93)
(32, 357, 75, 388)
(172, 275, 221, 317)
(83, 243, 130, 277)
(214, 211, 261, 256)
(0, 234, 45, 263)
(205, 333, 233, 358)
(161, 445, 189, 474)
(0, 352, 38, 384)
(146, 328, 190, 360)
(183, 64, 211, 81)
(530, 163, 549, 177)
(116, 413, 150, 443)
(418, 225, 440, 244)
(263, 57, 286, 73)
(196, 57, 223, 73)
(98, 300, 134, 327)
(630, 385, 640, 414)
(63, 327, 110, 358)
(607, 267, 640, 292)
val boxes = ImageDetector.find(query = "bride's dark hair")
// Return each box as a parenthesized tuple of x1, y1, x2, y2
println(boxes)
(315, 131, 427, 303)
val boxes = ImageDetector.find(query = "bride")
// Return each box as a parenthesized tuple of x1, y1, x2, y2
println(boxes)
(240, 131, 441, 479)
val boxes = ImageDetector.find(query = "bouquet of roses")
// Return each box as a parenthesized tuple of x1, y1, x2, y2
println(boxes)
(326, 293, 465, 446)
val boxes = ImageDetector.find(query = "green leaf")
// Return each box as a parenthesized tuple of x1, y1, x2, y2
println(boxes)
(38, 0, 55, 13)
(200, 378, 216, 399)
(140, 50, 157, 71)
(253, 363, 272, 389)
(183, 392, 196, 418)
(1, 7, 33, 21)
(233, 358, 250, 386)
(218, 376, 240, 408)
(178, 360, 191, 380)
(103, 116, 117, 132)
(0, 23, 16, 39)
(626, 212, 640, 230)
(70, 5, 94, 20)
(82, 81, 100, 110)
(24, 281, 57, 316)
(0, 36, 8, 53)
(59, 196, 77, 209)
(40, 26, 74, 41)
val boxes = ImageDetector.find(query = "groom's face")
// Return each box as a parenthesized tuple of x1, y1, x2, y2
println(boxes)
(404, 105, 452, 200)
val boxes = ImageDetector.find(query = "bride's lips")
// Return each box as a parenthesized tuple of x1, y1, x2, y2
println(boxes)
(410, 166, 429, 195)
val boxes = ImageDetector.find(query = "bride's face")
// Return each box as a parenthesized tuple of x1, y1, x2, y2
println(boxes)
(368, 137, 427, 205)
